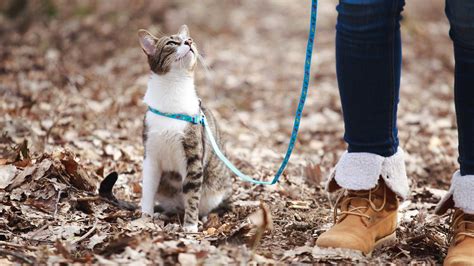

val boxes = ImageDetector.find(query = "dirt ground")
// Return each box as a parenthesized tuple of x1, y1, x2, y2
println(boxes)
(0, 0, 460, 264)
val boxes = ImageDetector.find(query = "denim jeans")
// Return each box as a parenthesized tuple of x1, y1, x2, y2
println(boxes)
(336, 0, 474, 175)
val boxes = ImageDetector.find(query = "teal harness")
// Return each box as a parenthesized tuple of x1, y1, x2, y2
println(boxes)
(148, 0, 318, 185)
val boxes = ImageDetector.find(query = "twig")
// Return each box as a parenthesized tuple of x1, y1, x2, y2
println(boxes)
(0, 241, 38, 251)
(29, 221, 53, 240)
(43, 117, 61, 148)
(76, 196, 100, 202)
(42, 97, 71, 151)
(19, 235, 53, 244)
(0, 248, 34, 264)
(70, 220, 97, 244)
(53, 190, 62, 218)
(406, 234, 427, 243)
(184, 232, 200, 236)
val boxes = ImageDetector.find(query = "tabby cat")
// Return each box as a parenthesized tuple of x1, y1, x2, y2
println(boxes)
(138, 25, 232, 232)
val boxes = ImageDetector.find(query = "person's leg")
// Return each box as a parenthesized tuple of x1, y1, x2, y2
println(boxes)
(448, 0, 474, 178)
(436, 1, 474, 265)
(337, 0, 402, 158)
(316, 0, 408, 255)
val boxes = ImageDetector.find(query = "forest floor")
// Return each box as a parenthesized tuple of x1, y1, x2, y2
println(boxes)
(0, 0, 460, 264)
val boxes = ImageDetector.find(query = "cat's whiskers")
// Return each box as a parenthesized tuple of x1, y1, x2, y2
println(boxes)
(197, 53, 211, 79)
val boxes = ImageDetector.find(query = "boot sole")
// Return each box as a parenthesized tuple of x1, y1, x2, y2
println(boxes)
(313, 231, 397, 258)
(313, 231, 397, 259)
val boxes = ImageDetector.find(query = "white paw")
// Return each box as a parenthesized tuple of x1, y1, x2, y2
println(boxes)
(141, 212, 153, 221)
(153, 212, 170, 221)
(141, 205, 154, 218)
(183, 223, 198, 233)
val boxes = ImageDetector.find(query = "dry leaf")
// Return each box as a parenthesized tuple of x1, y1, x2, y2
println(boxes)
(178, 253, 197, 266)
(305, 162, 322, 186)
(0, 165, 17, 189)
(0, 1, 457, 264)
(87, 234, 108, 249)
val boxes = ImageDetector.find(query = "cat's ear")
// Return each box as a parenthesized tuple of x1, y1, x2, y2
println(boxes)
(138, 29, 158, 56)
(178, 25, 189, 38)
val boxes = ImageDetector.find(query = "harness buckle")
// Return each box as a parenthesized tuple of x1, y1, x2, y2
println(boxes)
(191, 115, 200, 125)
(192, 115, 205, 125)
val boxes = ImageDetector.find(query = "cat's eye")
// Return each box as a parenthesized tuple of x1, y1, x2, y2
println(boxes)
(165, 40, 179, 46)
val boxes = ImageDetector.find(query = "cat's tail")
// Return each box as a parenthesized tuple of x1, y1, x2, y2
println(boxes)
(99, 172, 138, 211)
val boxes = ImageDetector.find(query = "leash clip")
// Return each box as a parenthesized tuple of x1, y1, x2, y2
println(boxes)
(191, 115, 201, 125)
(191, 113, 206, 125)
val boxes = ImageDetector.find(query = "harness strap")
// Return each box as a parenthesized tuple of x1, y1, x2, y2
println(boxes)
(148, 106, 204, 125)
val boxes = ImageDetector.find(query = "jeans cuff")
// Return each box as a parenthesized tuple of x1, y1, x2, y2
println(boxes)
(435, 171, 474, 215)
(326, 147, 410, 200)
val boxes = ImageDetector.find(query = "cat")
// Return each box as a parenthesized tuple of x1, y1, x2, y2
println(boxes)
(138, 25, 232, 233)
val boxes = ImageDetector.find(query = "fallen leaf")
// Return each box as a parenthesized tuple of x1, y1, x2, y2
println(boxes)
(288, 200, 311, 210)
(178, 253, 197, 266)
(0, 165, 17, 189)
(305, 162, 322, 186)
(87, 234, 108, 249)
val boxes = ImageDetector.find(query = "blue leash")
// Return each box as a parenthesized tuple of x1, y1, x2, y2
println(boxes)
(148, 0, 318, 185)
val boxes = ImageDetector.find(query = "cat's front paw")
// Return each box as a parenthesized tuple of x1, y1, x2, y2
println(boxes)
(183, 223, 198, 233)
(141, 212, 153, 221)
(153, 212, 171, 221)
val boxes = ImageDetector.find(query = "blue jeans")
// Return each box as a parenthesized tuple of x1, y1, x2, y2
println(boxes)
(337, 0, 474, 175)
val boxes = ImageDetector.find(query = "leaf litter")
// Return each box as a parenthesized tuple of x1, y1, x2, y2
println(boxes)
(0, 0, 459, 264)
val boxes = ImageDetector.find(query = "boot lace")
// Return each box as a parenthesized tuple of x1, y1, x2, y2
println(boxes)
(333, 184, 387, 224)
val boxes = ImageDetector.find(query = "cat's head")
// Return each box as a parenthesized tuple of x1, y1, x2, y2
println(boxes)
(138, 25, 198, 75)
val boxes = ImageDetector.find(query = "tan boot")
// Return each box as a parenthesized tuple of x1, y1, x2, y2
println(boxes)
(316, 180, 398, 256)
(444, 209, 474, 266)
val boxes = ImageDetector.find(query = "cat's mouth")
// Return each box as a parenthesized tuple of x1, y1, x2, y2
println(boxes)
(175, 48, 194, 61)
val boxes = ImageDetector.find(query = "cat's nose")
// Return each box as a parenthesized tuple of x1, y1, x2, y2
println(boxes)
(184, 39, 193, 46)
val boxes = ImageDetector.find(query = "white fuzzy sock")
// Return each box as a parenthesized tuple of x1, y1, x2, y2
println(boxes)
(326, 147, 410, 200)
(435, 171, 474, 215)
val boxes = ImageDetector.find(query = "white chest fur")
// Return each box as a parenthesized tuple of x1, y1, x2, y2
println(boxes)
(144, 70, 200, 117)
(141, 70, 200, 215)
(144, 71, 199, 172)
(145, 115, 188, 173)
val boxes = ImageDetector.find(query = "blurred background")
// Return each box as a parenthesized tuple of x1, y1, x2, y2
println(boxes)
(0, 0, 458, 263)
